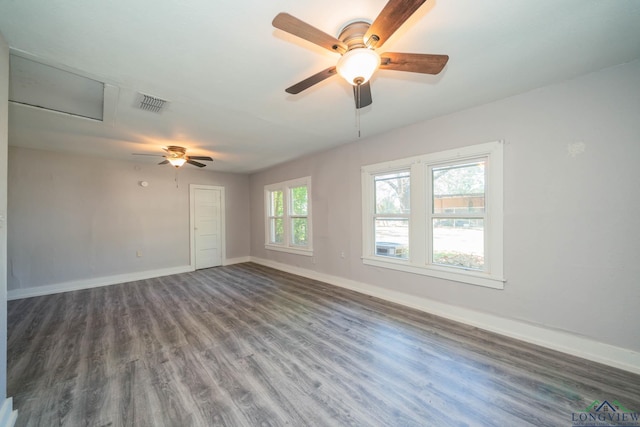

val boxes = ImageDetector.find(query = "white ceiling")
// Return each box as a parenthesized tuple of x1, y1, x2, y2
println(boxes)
(1, 0, 639, 173)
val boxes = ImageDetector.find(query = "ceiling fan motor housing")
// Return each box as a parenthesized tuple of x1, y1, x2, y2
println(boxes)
(165, 145, 187, 157)
(338, 21, 371, 50)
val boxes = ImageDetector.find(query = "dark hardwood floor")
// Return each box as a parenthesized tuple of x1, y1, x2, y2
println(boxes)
(7, 263, 640, 426)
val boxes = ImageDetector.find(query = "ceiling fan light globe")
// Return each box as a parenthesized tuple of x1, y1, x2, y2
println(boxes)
(168, 157, 187, 168)
(336, 48, 381, 86)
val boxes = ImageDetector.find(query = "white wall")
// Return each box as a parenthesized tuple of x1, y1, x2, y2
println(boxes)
(8, 147, 250, 292)
(249, 60, 640, 354)
(0, 29, 7, 402)
(1, 30, 17, 427)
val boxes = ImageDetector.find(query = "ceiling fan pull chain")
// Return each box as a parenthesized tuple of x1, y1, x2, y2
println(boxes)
(355, 83, 361, 138)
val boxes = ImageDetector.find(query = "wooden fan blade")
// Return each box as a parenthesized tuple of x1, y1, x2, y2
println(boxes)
(188, 156, 213, 161)
(132, 153, 163, 157)
(380, 53, 449, 74)
(364, 0, 428, 49)
(158, 160, 169, 165)
(273, 13, 347, 54)
(187, 159, 207, 168)
(285, 67, 337, 94)
(354, 81, 373, 109)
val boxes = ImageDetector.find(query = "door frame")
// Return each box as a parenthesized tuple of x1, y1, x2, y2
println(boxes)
(189, 184, 226, 269)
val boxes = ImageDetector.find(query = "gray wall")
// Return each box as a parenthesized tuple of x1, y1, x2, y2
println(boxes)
(249, 59, 640, 353)
(8, 147, 250, 291)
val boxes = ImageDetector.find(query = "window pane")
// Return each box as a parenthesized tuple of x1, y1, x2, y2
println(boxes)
(290, 186, 308, 215)
(270, 218, 284, 244)
(432, 219, 484, 270)
(291, 218, 308, 246)
(375, 218, 409, 259)
(433, 161, 485, 214)
(375, 171, 410, 215)
(270, 190, 284, 216)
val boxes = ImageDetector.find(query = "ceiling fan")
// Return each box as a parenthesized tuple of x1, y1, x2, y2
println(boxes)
(272, 0, 449, 109)
(133, 146, 213, 168)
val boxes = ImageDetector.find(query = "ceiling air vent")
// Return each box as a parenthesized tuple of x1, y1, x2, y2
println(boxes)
(136, 93, 168, 113)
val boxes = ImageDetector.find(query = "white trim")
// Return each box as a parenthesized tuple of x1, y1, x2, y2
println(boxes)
(0, 398, 17, 427)
(223, 256, 251, 266)
(6, 255, 249, 299)
(7, 265, 193, 300)
(361, 256, 505, 289)
(264, 244, 313, 257)
(264, 176, 313, 255)
(190, 184, 226, 269)
(361, 141, 504, 288)
(250, 256, 640, 375)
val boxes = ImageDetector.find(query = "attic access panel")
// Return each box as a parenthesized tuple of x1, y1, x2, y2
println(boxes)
(9, 54, 104, 121)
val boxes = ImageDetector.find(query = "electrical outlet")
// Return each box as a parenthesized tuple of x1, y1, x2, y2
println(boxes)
(136, 250, 142, 257)
(340, 251, 345, 259)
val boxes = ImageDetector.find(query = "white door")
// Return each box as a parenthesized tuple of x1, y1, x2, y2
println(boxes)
(191, 185, 224, 269)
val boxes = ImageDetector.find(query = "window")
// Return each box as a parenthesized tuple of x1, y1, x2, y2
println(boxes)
(265, 177, 312, 256)
(373, 171, 410, 260)
(267, 189, 284, 244)
(362, 142, 504, 289)
(430, 160, 486, 270)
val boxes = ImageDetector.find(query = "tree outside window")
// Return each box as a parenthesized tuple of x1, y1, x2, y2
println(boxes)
(265, 177, 312, 256)
(290, 185, 308, 246)
(373, 171, 410, 259)
(268, 190, 284, 244)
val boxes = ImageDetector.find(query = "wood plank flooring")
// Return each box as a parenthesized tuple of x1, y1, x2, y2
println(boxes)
(7, 263, 640, 426)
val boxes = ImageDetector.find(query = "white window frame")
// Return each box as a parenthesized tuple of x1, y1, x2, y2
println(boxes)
(362, 141, 505, 289)
(265, 176, 313, 256)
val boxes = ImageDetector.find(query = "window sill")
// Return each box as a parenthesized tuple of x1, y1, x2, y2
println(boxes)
(362, 256, 505, 289)
(265, 244, 313, 257)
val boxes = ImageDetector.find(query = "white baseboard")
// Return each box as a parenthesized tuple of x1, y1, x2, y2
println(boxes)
(223, 256, 251, 266)
(0, 398, 17, 427)
(7, 258, 250, 300)
(250, 257, 640, 376)
(7, 265, 194, 300)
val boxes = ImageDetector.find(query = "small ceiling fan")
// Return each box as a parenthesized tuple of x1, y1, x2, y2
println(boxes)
(272, 0, 449, 109)
(133, 146, 213, 168)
